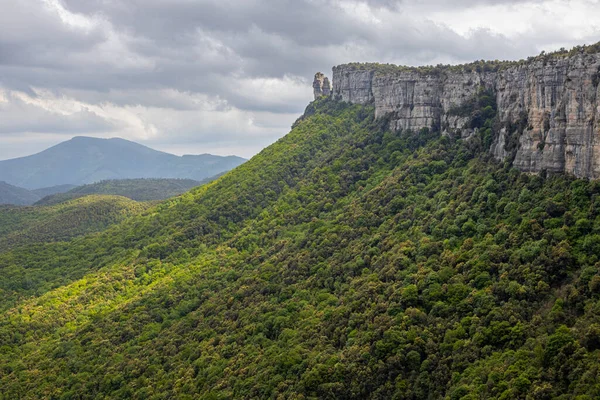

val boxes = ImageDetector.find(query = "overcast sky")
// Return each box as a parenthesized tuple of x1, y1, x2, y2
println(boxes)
(0, 0, 599, 160)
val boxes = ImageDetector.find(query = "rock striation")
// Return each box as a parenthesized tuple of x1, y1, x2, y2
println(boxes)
(313, 72, 331, 100)
(329, 47, 600, 179)
(322, 77, 331, 97)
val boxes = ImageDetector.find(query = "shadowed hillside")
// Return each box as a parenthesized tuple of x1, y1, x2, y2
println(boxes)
(0, 181, 40, 205)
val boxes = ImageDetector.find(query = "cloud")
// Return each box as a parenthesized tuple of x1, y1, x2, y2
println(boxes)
(0, 0, 599, 159)
(0, 90, 117, 134)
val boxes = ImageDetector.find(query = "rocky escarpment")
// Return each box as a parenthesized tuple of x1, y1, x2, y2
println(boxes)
(330, 47, 600, 179)
(313, 72, 331, 100)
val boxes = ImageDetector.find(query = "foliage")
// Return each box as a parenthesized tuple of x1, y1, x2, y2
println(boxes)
(447, 88, 497, 149)
(336, 40, 600, 76)
(0, 195, 148, 251)
(1, 98, 600, 398)
(36, 178, 205, 205)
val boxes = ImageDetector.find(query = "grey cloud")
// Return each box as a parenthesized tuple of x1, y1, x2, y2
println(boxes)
(0, 95, 117, 134)
(0, 0, 548, 102)
(0, 1, 106, 67)
(0, 0, 597, 159)
(62, 0, 358, 47)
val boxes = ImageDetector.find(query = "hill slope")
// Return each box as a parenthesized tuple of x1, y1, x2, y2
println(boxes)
(31, 184, 78, 198)
(0, 195, 149, 251)
(0, 181, 41, 205)
(0, 99, 600, 399)
(0, 183, 78, 206)
(36, 178, 204, 205)
(0, 136, 245, 189)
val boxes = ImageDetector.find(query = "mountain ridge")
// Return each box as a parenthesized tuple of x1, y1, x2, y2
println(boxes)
(3, 43, 600, 398)
(1, 98, 600, 398)
(329, 42, 600, 179)
(0, 181, 41, 205)
(35, 177, 206, 205)
(0, 136, 246, 189)
(0, 194, 149, 252)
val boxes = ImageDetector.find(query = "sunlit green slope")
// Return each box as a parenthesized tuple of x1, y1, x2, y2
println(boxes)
(1, 99, 600, 399)
(0, 195, 149, 310)
(0, 195, 149, 250)
(35, 178, 203, 205)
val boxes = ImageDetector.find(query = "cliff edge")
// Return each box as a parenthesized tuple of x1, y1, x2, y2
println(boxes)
(330, 44, 600, 179)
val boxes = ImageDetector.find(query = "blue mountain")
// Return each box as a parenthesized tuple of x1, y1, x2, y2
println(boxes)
(0, 137, 245, 189)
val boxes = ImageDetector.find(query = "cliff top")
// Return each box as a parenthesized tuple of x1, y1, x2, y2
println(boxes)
(333, 41, 600, 75)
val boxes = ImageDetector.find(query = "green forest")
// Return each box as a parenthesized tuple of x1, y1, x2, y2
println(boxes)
(1, 98, 600, 399)
(36, 178, 205, 206)
(0, 195, 148, 250)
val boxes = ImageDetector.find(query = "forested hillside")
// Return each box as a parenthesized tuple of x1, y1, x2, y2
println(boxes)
(0, 195, 149, 252)
(0, 183, 77, 206)
(30, 184, 78, 199)
(1, 99, 600, 399)
(36, 178, 204, 205)
(0, 181, 41, 205)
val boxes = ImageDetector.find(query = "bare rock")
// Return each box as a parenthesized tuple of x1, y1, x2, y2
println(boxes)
(322, 77, 331, 97)
(331, 50, 600, 179)
(313, 72, 332, 100)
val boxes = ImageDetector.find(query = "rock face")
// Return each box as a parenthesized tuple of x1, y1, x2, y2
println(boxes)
(322, 77, 331, 97)
(313, 72, 330, 100)
(495, 54, 600, 178)
(330, 50, 600, 179)
(314, 73, 332, 100)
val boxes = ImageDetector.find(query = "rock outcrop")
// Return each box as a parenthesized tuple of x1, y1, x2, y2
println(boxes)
(330, 47, 600, 179)
(322, 77, 331, 97)
(313, 72, 331, 100)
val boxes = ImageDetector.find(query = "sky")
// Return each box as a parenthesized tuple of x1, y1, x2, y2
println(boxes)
(0, 0, 599, 160)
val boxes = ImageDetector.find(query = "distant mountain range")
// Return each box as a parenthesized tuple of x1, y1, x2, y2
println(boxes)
(0, 182, 42, 206)
(0, 181, 77, 205)
(0, 136, 246, 190)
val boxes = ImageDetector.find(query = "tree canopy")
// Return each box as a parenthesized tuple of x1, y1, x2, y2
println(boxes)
(1, 98, 600, 399)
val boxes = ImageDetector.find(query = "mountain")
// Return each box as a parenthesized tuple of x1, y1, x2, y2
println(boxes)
(31, 184, 77, 198)
(0, 136, 246, 189)
(0, 176, 215, 207)
(1, 96, 600, 398)
(329, 42, 600, 178)
(0, 195, 149, 252)
(36, 178, 205, 205)
(0, 182, 78, 206)
(0, 181, 40, 205)
(3, 45, 600, 398)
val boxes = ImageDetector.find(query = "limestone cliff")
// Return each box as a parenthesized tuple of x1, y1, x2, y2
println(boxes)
(330, 46, 600, 179)
(313, 72, 331, 100)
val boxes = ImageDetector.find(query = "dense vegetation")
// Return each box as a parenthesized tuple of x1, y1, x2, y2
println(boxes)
(339, 41, 600, 76)
(36, 178, 204, 205)
(0, 195, 148, 251)
(1, 98, 600, 399)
